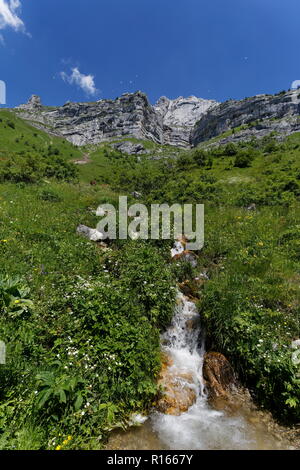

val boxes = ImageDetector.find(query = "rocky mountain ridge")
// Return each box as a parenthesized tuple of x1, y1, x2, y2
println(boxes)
(16, 92, 216, 148)
(191, 89, 300, 147)
(15, 89, 300, 149)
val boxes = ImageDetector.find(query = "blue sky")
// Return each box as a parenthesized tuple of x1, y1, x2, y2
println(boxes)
(0, 0, 299, 107)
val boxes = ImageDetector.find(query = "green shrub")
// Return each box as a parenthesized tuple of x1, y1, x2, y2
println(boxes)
(193, 148, 211, 166)
(6, 121, 15, 130)
(0, 152, 78, 183)
(223, 143, 238, 156)
(234, 150, 255, 168)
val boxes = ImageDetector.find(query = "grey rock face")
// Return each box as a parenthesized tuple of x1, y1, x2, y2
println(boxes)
(15, 92, 217, 148)
(17, 92, 164, 147)
(191, 90, 300, 146)
(15, 89, 300, 150)
(154, 96, 218, 147)
(18, 94, 42, 110)
(112, 141, 150, 155)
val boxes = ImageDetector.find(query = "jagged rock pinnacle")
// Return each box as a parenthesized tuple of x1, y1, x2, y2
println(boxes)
(17, 94, 42, 110)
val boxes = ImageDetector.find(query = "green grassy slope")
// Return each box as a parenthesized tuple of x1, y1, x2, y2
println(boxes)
(0, 113, 299, 449)
(0, 116, 175, 450)
(0, 110, 82, 159)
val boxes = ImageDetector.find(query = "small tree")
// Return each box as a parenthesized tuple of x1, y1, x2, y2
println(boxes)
(223, 143, 238, 156)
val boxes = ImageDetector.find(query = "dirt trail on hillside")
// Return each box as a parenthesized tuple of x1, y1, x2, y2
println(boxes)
(73, 153, 91, 165)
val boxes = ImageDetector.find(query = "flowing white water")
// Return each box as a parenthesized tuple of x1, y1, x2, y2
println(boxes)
(149, 292, 286, 450)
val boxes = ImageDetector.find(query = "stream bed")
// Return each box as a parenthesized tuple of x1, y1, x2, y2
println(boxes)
(108, 292, 294, 450)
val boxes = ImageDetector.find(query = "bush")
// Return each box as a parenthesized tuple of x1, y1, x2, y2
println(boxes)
(176, 153, 194, 170)
(223, 143, 238, 156)
(234, 150, 255, 168)
(6, 121, 15, 130)
(193, 149, 210, 166)
(0, 152, 78, 183)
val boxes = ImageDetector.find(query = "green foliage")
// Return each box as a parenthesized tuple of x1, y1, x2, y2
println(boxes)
(0, 275, 33, 318)
(38, 189, 62, 202)
(0, 151, 78, 183)
(0, 191, 175, 448)
(0, 110, 82, 160)
(198, 208, 300, 422)
(223, 143, 238, 156)
(35, 371, 85, 414)
(234, 149, 256, 168)
(192, 148, 213, 168)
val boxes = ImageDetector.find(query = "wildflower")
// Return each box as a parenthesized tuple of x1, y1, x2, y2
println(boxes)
(55, 445, 62, 451)
(67, 436, 72, 441)
(257, 241, 264, 246)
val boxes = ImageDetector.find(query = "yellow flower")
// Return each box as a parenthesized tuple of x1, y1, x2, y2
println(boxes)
(1, 240, 8, 243)
(63, 439, 68, 446)
(55, 445, 62, 451)
(257, 242, 264, 246)
(14, 300, 20, 304)
(67, 435, 72, 441)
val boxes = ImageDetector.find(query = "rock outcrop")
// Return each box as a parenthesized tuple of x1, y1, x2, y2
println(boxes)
(191, 89, 300, 146)
(17, 92, 163, 147)
(203, 352, 236, 399)
(76, 224, 105, 242)
(111, 141, 150, 155)
(154, 95, 218, 147)
(18, 94, 42, 110)
(156, 354, 197, 415)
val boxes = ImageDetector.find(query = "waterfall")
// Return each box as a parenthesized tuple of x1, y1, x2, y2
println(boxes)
(150, 292, 257, 450)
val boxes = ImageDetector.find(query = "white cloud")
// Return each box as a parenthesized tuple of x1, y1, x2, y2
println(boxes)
(0, 0, 25, 32)
(60, 67, 98, 96)
(291, 80, 300, 90)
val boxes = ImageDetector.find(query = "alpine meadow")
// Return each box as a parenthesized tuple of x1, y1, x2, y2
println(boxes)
(0, 0, 300, 453)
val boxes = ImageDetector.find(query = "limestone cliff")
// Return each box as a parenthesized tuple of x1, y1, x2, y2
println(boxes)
(191, 89, 300, 147)
(15, 89, 300, 149)
(154, 95, 218, 147)
(15, 92, 217, 148)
